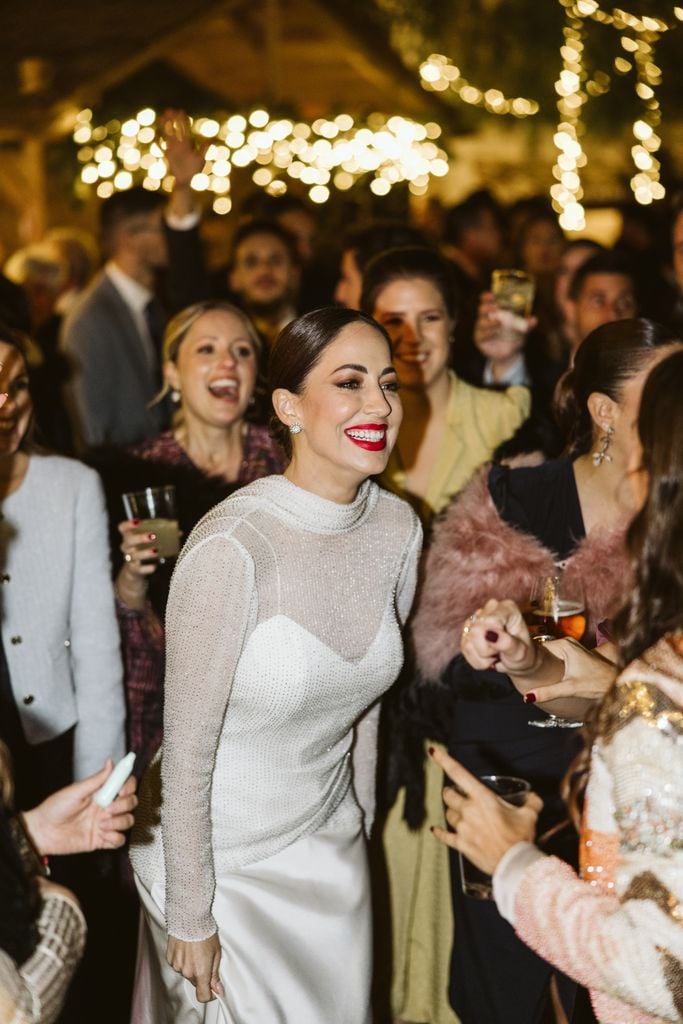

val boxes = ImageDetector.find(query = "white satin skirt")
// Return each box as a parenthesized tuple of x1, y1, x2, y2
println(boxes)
(131, 818, 372, 1024)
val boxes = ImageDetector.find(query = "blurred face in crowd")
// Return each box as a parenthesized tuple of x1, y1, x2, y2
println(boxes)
(568, 272, 637, 346)
(334, 249, 363, 309)
(521, 218, 565, 277)
(276, 210, 317, 265)
(554, 243, 599, 323)
(229, 232, 299, 316)
(0, 342, 32, 456)
(673, 210, 683, 294)
(165, 310, 258, 432)
(116, 208, 169, 271)
(372, 276, 453, 393)
(463, 209, 502, 266)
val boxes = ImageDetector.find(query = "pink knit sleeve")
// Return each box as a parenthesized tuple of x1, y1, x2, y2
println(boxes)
(494, 849, 683, 1022)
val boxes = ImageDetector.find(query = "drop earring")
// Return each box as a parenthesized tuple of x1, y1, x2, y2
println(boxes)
(592, 425, 614, 467)
(289, 423, 303, 435)
(171, 389, 181, 403)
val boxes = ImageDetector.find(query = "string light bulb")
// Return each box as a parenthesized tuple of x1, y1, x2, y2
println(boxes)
(72, 108, 450, 209)
(419, 54, 539, 117)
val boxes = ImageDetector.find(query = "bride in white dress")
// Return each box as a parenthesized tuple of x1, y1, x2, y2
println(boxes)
(130, 307, 422, 1023)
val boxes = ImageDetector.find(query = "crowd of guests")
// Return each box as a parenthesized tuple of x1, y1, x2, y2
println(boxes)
(0, 113, 682, 1024)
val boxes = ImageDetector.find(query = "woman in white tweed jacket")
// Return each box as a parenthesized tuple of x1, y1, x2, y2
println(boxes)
(0, 326, 125, 804)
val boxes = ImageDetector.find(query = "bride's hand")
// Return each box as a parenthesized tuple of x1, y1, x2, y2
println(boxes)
(166, 934, 224, 1003)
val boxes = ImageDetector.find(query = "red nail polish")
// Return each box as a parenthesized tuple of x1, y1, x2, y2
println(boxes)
(524, 692, 537, 704)
(428, 746, 435, 757)
(485, 630, 498, 643)
(152, 548, 159, 555)
(148, 533, 156, 540)
(131, 519, 140, 526)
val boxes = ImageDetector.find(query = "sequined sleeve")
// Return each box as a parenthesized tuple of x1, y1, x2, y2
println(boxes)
(0, 892, 86, 1024)
(162, 532, 257, 941)
(493, 671, 683, 1023)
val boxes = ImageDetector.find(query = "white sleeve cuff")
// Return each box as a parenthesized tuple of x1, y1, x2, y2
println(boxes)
(165, 209, 201, 231)
(492, 841, 546, 924)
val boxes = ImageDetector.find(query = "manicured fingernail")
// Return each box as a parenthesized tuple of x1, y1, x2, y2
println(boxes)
(428, 746, 435, 757)
(152, 548, 159, 555)
(492, 654, 501, 665)
(485, 630, 498, 642)
(148, 532, 156, 540)
(524, 692, 537, 704)
(131, 519, 140, 526)
(429, 825, 436, 833)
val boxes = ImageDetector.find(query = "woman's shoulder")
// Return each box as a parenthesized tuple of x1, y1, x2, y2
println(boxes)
(128, 431, 183, 465)
(487, 457, 578, 537)
(452, 374, 530, 416)
(244, 423, 287, 475)
(375, 484, 422, 546)
(616, 635, 683, 717)
(27, 453, 100, 489)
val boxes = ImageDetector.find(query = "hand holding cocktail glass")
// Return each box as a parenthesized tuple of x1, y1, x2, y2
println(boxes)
(429, 746, 542, 878)
(473, 270, 536, 380)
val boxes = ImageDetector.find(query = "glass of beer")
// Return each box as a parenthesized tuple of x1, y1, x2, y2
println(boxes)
(525, 573, 586, 729)
(459, 775, 531, 899)
(122, 485, 180, 564)
(491, 269, 535, 317)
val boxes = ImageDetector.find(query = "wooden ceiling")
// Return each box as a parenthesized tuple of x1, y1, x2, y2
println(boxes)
(1, 0, 447, 139)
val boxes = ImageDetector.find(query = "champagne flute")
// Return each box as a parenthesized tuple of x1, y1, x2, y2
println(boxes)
(525, 573, 586, 729)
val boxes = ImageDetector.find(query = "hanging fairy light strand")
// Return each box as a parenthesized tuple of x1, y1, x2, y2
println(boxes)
(419, 53, 539, 118)
(551, 3, 589, 230)
(551, 0, 679, 221)
(72, 107, 449, 210)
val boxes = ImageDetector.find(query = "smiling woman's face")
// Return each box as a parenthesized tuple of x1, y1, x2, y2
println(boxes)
(165, 310, 259, 430)
(280, 322, 402, 487)
(371, 276, 453, 393)
(0, 342, 32, 456)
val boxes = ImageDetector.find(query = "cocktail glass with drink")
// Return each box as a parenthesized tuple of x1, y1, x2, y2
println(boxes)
(122, 485, 180, 564)
(459, 775, 531, 899)
(491, 269, 535, 318)
(525, 573, 586, 728)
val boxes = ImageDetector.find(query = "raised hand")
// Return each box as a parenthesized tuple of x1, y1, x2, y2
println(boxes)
(158, 109, 208, 189)
(429, 746, 542, 875)
(474, 292, 536, 380)
(23, 762, 138, 856)
(460, 598, 537, 674)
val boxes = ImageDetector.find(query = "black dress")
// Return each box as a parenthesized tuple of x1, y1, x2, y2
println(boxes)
(445, 460, 594, 1024)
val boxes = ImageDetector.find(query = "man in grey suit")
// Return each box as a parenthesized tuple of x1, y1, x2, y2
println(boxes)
(62, 114, 208, 450)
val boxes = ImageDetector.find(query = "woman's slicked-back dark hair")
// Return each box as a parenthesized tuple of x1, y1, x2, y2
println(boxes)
(564, 344, 683, 826)
(268, 306, 391, 457)
(359, 246, 460, 322)
(555, 317, 679, 456)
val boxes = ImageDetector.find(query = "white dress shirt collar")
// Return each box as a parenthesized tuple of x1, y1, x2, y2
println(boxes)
(105, 261, 154, 315)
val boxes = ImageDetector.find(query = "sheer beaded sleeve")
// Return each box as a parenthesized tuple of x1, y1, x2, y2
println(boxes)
(395, 514, 422, 626)
(352, 513, 422, 836)
(162, 533, 256, 941)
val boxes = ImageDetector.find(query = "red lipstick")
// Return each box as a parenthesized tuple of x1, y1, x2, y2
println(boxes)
(344, 422, 387, 452)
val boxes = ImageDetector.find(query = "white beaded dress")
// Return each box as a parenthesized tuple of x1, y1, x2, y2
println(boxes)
(130, 475, 421, 1024)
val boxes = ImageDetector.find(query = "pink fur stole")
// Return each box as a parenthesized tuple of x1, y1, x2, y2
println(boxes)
(410, 468, 631, 683)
